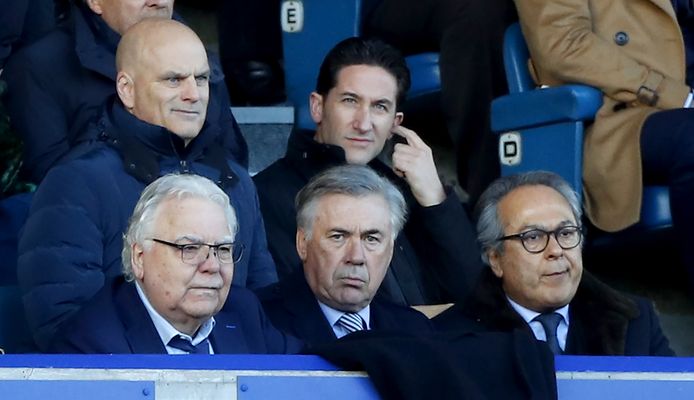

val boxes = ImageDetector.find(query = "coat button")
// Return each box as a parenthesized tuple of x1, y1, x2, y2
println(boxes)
(614, 31, 629, 46)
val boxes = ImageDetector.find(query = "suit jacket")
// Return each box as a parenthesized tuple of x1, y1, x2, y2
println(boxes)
(49, 278, 302, 354)
(434, 268, 675, 356)
(253, 129, 484, 306)
(258, 272, 434, 345)
(514, 0, 688, 231)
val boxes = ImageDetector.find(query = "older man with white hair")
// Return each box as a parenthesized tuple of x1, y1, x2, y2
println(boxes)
(50, 173, 300, 354)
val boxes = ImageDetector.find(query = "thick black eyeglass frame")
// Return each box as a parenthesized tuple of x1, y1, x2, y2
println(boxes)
(150, 238, 244, 264)
(496, 225, 583, 254)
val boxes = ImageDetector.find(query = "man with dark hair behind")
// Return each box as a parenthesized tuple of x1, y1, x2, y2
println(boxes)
(254, 37, 484, 307)
(435, 171, 674, 356)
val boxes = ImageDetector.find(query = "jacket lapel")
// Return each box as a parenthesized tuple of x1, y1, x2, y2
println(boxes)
(284, 276, 338, 344)
(115, 283, 168, 354)
(208, 311, 249, 354)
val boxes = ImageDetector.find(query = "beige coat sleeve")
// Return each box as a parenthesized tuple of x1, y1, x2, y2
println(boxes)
(513, 0, 690, 109)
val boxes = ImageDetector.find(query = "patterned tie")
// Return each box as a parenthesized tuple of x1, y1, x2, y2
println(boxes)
(534, 312, 563, 355)
(337, 312, 366, 334)
(167, 336, 211, 354)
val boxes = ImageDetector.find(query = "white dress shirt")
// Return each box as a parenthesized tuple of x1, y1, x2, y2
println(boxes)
(317, 300, 371, 339)
(136, 283, 215, 354)
(507, 297, 570, 351)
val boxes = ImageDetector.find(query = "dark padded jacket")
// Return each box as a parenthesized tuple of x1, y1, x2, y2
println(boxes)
(4, 3, 247, 183)
(18, 98, 276, 351)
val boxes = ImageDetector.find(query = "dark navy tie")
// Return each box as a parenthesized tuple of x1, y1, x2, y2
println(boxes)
(337, 313, 366, 333)
(534, 312, 563, 355)
(167, 336, 211, 354)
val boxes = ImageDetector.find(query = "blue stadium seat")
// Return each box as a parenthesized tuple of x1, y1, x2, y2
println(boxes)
(491, 23, 671, 231)
(281, 0, 441, 130)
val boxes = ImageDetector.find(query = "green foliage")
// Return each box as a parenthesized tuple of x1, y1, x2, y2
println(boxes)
(0, 80, 35, 197)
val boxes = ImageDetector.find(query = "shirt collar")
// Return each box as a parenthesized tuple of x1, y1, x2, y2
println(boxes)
(317, 301, 371, 328)
(506, 296, 570, 325)
(135, 282, 216, 351)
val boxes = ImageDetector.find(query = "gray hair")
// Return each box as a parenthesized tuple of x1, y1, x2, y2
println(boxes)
(475, 171, 582, 265)
(296, 165, 407, 240)
(122, 173, 238, 281)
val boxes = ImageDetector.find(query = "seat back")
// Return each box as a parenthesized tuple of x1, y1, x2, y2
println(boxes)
(503, 23, 533, 94)
(493, 23, 671, 230)
(281, 0, 441, 131)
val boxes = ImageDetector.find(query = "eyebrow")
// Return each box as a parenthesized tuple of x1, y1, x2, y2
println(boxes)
(517, 220, 576, 231)
(173, 235, 234, 244)
(340, 91, 394, 106)
(161, 71, 189, 79)
(160, 68, 211, 79)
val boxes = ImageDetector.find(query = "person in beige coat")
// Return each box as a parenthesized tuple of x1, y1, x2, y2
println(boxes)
(514, 0, 694, 288)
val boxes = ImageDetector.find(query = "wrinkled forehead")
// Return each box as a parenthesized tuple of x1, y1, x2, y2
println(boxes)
(315, 194, 391, 229)
(500, 185, 577, 230)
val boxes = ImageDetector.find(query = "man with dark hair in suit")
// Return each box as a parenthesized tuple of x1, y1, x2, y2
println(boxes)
(435, 171, 674, 356)
(50, 173, 300, 354)
(259, 164, 433, 344)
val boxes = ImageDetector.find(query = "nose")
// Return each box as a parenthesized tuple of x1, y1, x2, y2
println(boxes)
(198, 246, 222, 273)
(145, 0, 168, 7)
(352, 105, 372, 133)
(346, 237, 366, 265)
(180, 76, 201, 102)
(544, 233, 564, 259)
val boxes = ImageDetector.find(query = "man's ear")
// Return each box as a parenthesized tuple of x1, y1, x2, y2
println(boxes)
(309, 92, 324, 124)
(393, 111, 404, 128)
(296, 229, 308, 261)
(116, 72, 135, 110)
(488, 249, 504, 278)
(85, 0, 104, 15)
(131, 242, 146, 280)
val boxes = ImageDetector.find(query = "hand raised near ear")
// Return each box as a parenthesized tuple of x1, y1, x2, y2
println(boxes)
(391, 126, 445, 207)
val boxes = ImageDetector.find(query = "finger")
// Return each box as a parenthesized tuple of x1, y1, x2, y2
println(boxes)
(392, 142, 418, 156)
(391, 150, 419, 173)
(392, 166, 406, 178)
(391, 125, 427, 149)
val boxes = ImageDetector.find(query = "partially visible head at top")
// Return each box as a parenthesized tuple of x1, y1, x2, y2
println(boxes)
(85, 0, 174, 35)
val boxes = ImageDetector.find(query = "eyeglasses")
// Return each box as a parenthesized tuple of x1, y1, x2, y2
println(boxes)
(150, 238, 244, 265)
(497, 225, 583, 254)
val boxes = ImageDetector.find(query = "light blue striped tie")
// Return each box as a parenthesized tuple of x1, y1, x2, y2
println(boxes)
(337, 313, 365, 333)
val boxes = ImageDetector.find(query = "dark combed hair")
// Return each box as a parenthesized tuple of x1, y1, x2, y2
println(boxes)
(315, 37, 411, 108)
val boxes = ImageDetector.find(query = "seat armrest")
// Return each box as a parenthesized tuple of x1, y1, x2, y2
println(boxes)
(491, 85, 603, 132)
